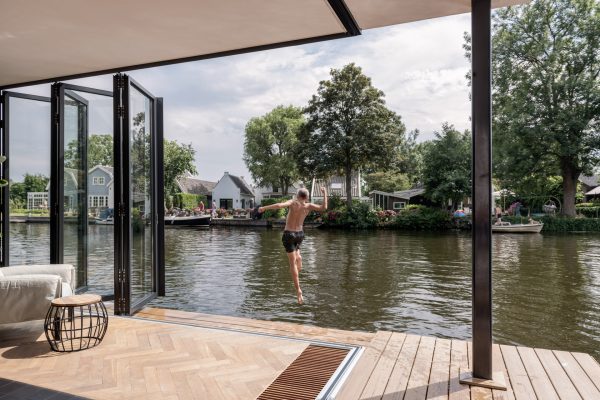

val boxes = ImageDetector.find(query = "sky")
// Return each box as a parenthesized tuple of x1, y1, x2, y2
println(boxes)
(9, 13, 472, 184)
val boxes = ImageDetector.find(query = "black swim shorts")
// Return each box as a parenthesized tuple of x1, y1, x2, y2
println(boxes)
(282, 230, 304, 253)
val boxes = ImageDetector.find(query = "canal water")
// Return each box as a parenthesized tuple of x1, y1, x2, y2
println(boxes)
(9, 224, 600, 360)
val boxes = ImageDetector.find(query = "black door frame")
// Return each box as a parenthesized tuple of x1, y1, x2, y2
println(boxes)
(0, 91, 51, 267)
(113, 73, 164, 315)
(50, 83, 112, 291)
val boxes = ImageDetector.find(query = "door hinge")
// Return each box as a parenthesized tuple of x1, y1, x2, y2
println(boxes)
(115, 74, 126, 90)
(0, 119, 4, 129)
(116, 105, 125, 119)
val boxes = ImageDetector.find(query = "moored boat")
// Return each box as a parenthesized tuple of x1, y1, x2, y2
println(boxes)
(492, 221, 543, 233)
(165, 214, 211, 227)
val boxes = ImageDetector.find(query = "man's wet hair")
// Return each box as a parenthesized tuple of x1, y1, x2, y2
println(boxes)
(297, 188, 309, 200)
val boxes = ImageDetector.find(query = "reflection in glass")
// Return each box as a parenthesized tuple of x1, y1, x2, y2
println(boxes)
(8, 97, 51, 265)
(63, 93, 88, 288)
(129, 85, 154, 304)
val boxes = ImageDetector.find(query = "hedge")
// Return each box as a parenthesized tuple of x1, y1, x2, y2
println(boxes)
(260, 197, 291, 219)
(173, 193, 207, 210)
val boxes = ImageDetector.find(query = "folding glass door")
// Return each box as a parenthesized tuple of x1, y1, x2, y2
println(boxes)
(1, 76, 163, 314)
(113, 74, 164, 315)
(0, 92, 51, 267)
(50, 83, 114, 296)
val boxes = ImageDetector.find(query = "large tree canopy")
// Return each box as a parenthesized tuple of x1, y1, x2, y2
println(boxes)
(243, 105, 303, 195)
(422, 124, 471, 210)
(65, 134, 113, 170)
(490, 0, 600, 216)
(163, 140, 198, 197)
(297, 63, 406, 207)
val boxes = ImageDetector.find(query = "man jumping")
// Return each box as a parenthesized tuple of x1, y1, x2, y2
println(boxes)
(258, 187, 328, 304)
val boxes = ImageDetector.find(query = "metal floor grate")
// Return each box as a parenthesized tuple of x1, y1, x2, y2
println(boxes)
(258, 344, 351, 400)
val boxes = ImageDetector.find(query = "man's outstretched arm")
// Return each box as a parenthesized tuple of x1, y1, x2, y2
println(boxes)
(309, 187, 328, 212)
(258, 199, 293, 213)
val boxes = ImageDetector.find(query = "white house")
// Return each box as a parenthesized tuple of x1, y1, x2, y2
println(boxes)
(254, 182, 303, 204)
(212, 172, 255, 210)
(311, 172, 368, 203)
(176, 173, 217, 204)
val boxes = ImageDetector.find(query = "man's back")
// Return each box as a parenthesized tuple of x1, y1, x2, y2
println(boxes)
(285, 200, 311, 231)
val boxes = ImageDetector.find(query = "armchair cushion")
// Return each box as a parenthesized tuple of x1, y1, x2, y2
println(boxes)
(1, 264, 76, 289)
(0, 274, 62, 324)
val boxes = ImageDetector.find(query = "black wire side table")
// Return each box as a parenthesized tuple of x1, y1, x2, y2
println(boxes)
(44, 294, 109, 352)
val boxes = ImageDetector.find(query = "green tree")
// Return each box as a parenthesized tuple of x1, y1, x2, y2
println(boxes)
(65, 134, 113, 170)
(243, 105, 304, 195)
(10, 173, 50, 206)
(364, 171, 410, 193)
(487, 0, 600, 216)
(164, 139, 198, 197)
(297, 63, 406, 207)
(422, 124, 471, 210)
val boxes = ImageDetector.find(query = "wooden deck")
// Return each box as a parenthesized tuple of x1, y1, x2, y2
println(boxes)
(0, 307, 598, 399)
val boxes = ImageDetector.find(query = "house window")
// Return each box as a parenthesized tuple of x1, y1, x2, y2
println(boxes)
(393, 202, 406, 210)
(89, 195, 108, 208)
(272, 186, 278, 193)
(93, 177, 105, 185)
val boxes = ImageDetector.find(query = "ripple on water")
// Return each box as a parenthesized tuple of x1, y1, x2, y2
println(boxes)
(8, 224, 600, 361)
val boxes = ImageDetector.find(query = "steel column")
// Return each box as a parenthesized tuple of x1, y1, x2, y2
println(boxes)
(471, 0, 493, 379)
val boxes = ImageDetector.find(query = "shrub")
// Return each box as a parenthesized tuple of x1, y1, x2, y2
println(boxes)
(391, 207, 452, 230)
(173, 193, 207, 210)
(260, 197, 291, 219)
(328, 194, 346, 211)
(321, 203, 378, 228)
(576, 204, 600, 218)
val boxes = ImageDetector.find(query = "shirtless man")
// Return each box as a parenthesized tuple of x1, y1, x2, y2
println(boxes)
(258, 187, 328, 304)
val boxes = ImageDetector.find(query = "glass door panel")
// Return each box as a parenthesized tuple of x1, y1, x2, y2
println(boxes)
(129, 84, 154, 305)
(62, 90, 88, 287)
(51, 83, 113, 295)
(1, 92, 51, 266)
(113, 73, 164, 315)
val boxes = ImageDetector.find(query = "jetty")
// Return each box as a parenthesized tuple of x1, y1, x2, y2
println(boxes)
(1, 307, 598, 399)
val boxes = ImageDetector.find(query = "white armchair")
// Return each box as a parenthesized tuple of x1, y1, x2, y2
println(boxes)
(0, 264, 76, 324)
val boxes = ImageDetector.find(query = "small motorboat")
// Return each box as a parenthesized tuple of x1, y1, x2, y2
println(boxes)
(165, 214, 211, 227)
(95, 208, 114, 225)
(492, 221, 543, 233)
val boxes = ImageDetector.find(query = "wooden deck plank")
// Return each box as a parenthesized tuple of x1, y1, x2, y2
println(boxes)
(449, 340, 470, 400)
(381, 334, 422, 400)
(534, 348, 582, 400)
(404, 335, 436, 400)
(137, 307, 374, 346)
(491, 344, 514, 400)
(553, 350, 600, 400)
(571, 352, 600, 392)
(516, 346, 559, 400)
(467, 341, 493, 400)
(336, 331, 393, 400)
(426, 338, 451, 400)
(499, 345, 536, 400)
(360, 332, 407, 399)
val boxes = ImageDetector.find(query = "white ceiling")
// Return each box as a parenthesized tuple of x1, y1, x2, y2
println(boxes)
(346, 0, 528, 28)
(0, 0, 529, 88)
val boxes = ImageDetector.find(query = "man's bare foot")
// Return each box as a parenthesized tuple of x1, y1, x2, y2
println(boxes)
(297, 291, 304, 305)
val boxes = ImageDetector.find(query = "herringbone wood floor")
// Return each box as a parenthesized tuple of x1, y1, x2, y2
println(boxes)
(0, 317, 307, 400)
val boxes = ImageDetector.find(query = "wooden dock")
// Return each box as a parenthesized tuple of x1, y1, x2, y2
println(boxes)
(0, 307, 598, 399)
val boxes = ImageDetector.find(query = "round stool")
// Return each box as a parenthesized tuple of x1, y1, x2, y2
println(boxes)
(44, 294, 109, 352)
